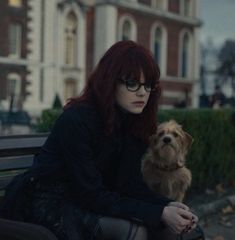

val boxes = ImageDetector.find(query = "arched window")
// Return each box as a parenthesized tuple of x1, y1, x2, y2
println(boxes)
(153, 27, 162, 63)
(64, 79, 77, 101)
(181, 33, 190, 78)
(151, 23, 167, 76)
(64, 12, 77, 66)
(122, 20, 131, 41)
(118, 16, 137, 41)
(7, 73, 21, 98)
(7, 73, 22, 110)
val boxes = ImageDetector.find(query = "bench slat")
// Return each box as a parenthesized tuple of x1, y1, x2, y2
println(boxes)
(0, 134, 49, 196)
(0, 133, 48, 157)
(0, 170, 26, 190)
(0, 155, 34, 171)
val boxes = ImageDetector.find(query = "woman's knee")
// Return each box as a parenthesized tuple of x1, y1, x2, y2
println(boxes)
(134, 225, 147, 240)
(98, 217, 147, 240)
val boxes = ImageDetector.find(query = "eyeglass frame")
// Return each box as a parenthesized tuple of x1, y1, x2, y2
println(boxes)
(118, 77, 157, 92)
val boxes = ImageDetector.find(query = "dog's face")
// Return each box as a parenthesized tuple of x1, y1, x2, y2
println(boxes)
(149, 120, 193, 167)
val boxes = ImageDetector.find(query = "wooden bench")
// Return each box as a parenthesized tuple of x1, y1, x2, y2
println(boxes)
(0, 133, 61, 240)
(0, 133, 48, 199)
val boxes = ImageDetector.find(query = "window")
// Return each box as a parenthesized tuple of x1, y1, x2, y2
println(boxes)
(150, 23, 167, 76)
(8, 0, 22, 7)
(64, 79, 77, 101)
(9, 23, 22, 58)
(7, 73, 22, 110)
(181, 33, 190, 78)
(122, 20, 131, 40)
(181, 0, 191, 16)
(118, 16, 137, 41)
(184, 0, 190, 15)
(153, 27, 162, 63)
(64, 12, 77, 66)
(152, 0, 165, 9)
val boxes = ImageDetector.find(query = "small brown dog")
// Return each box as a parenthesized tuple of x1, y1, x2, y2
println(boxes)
(141, 120, 193, 202)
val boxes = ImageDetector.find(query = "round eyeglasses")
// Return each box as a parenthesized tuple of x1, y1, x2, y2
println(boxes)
(119, 78, 156, 92)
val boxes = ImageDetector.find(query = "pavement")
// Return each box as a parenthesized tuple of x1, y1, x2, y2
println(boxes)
(186, 187, 235, 240)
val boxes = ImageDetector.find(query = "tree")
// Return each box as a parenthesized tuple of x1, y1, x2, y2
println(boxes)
(217, 40, 235, 97)
(52, 93, 62, 109)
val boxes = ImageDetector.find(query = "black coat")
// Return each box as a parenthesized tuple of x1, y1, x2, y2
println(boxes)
(1, 103, 171, 230)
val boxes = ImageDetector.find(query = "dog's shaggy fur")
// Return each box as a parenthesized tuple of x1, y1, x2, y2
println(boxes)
(141, 120, 193, 202)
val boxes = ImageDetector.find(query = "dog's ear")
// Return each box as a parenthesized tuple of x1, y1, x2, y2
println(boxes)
(183, 131, 194, 150)
(149, 134, 157, 147)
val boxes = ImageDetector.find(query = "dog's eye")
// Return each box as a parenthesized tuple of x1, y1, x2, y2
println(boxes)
(158, 131, 164, 137)
(172, 132, 179, 137)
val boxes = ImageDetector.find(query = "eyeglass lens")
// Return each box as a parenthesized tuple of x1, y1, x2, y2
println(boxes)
(125, 79, 152, 92)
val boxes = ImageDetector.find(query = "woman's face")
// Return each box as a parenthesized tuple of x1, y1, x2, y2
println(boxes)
(115, 72, 151, 114)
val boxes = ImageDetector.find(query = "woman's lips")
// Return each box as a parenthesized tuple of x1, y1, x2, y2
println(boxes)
(132, 101, 145, 106)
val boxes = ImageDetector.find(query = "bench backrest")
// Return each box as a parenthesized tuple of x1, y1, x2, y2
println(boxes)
(0, 133, 48, 195)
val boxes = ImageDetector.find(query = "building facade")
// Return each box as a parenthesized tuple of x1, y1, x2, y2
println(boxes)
(0, 0, 29, 111)
(0, 0, 202, 117)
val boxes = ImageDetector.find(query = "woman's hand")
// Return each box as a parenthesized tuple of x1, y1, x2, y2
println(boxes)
(168, 201, 199, 231)
(161, 203, 198, 234)
(168, 201, 190, 211)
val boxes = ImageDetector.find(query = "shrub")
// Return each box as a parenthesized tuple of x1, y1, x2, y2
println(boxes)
(158, 109, 235, 190)
(36, 109, 62, 132)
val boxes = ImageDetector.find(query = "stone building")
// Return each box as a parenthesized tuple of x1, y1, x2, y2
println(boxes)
(0, 0, 202, 117)
(0, 0, 29, 111)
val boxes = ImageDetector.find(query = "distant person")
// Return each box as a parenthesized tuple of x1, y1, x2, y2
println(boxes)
(209, 85, 226, 109)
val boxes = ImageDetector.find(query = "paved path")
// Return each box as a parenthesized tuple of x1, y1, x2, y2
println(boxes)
(188, 192, 235, 240)
(200, 210, 235, 240)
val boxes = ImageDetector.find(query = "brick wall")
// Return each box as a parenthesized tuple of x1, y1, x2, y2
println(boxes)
(118, 8, 194, 78)
(117, 6, 195, 107)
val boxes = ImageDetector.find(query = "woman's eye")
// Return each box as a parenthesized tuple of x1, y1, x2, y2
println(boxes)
(126, 80, 138, 88)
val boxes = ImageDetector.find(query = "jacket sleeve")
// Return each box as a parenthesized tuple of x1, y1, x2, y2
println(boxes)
(115, 134, 173, 206)
(54, 105, 169, 228)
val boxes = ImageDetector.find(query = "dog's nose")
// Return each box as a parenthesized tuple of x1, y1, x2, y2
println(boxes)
(163, 136, 171, 143)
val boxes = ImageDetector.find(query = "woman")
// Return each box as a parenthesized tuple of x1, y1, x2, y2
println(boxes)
(1, 41, 200, 240)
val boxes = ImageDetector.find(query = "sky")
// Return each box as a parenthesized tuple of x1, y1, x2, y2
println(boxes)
(200, 0, 235, 47)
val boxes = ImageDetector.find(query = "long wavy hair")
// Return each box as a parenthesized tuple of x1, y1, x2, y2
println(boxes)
(64, 40, 161, 143)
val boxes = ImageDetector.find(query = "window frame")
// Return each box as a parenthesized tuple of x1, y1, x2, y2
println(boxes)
(118, 15, 137, 41)
(8, 22, 22, 58)
(150, 22, 167, 77)
(64, 11, 78, 66)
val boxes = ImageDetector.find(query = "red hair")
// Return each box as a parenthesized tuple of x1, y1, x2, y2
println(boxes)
(64, 41, 161, 143)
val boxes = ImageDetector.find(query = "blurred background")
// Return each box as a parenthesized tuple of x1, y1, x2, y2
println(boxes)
(1, 2, 235, 238)
(0, 0, 234, 135)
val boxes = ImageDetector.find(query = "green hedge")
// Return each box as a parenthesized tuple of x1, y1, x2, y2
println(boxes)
(36, 108, 235, 190)
(158, 109, 235, 190)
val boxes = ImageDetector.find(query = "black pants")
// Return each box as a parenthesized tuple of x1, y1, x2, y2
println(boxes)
(0, 218, 58, 240)
(0, 216, 204, 240)
(1, 179, 204, 240)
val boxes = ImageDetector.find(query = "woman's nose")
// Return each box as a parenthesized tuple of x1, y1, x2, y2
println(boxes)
(136, 85, 146, 95)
